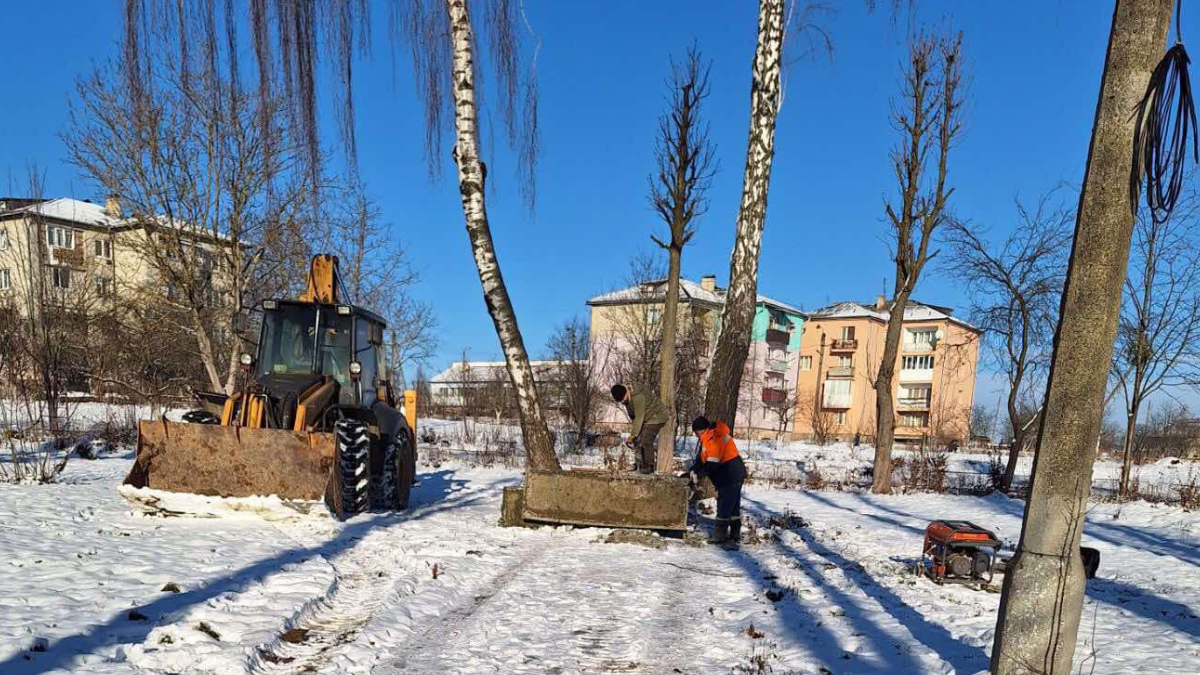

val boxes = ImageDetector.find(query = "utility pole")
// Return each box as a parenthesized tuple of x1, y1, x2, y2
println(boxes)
(811, 330, 826, 437)
(990, 2, 1173, 673)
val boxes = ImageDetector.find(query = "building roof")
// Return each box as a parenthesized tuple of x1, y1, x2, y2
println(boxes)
(806, 299, 978, 331)
(0, 198, 126, 229)
(587, 277, 803, 316)
(430, 360, 580, 384)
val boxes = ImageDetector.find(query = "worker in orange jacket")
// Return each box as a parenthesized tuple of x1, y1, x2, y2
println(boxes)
(687, 416, 746, 550)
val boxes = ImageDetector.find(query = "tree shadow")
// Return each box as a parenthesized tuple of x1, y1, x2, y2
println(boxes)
(2, 468, 504, 675)
(727, 496, 990, 674)
(787, 490, 1200, 644)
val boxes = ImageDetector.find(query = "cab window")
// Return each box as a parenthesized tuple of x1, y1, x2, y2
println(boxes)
(356, 317, 380, 407)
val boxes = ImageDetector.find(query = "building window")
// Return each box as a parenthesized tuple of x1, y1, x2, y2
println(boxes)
(907, 328, 938, 348)
(900, 384, 931, 402)
(836, 355, 853, 367)
(900, 411, 929, 427)
(94, 277, 112, 296)
(798, 355, 812, 371)
(50, 267, 70, 290)
(46, 226, 75, 249)
(901, 355, 935, 370)
(840, 326, 855, 341)
(834, 411, 846, 426)
(646, 307, 661, 326)
(94, 239, 112, 260)
(0, 230, 9, 251)
(768, 347, 785, 361)
(0, 269, 10, 290)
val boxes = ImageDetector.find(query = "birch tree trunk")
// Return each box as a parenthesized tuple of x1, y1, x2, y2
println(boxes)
(990, 2, 1172, 672)
(656, 251, 682, 472)
(704, 0, 785, 427)
(445, 0, 560, 473)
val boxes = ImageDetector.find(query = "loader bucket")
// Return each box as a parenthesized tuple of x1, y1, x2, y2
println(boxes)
(124, 419, 335, 500)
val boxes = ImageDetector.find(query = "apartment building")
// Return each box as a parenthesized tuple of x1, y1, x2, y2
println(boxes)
(428, 360, 577, 417)
(586, 274, 805, 439)
(794, 297, 981, 444)
(0, 196, 237, 317)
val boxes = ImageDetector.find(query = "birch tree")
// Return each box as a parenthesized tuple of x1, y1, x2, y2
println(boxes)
(943, 193, 1072, 492)
(991, 2, 1174, 672)
(1112, 191, 1200, 497)
(649, 47, 717, 472)
(871, 31, 964, 494)
(704, 0, 786, 427)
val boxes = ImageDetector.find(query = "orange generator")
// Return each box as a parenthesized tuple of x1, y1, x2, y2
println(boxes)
(918, 520, 1002, 587)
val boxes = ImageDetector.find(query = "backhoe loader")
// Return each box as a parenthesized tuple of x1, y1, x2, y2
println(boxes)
(124, 254, 417, 520)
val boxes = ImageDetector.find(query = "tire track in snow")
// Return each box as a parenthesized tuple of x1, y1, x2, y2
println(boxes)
(381, 538, 696, 675)
(247, 526, 402, 675)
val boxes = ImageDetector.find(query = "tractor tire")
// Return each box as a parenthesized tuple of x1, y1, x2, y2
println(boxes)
(327, 419, 370, 520)
(396, 428, 416, 510)
(371, 428, 416, 511)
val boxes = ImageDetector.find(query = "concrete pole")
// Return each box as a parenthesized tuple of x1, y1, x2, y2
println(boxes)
(990, 2, 1173, 673)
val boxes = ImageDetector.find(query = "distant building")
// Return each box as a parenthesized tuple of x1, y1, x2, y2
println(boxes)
(586, 274, 805, 439)
(428, 360, 578, 417)
(795, 297, 981, 444)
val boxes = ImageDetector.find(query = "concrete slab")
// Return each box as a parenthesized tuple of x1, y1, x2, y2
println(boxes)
(521, 468, 689, 531)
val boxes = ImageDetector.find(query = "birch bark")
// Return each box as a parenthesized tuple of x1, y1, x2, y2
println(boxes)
(445, 0, 559, 472)
(703, 0, 785, 427)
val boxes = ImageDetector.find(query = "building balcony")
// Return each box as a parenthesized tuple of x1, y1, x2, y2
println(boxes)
(822, 393, 852, 409)
(762, 387, 788, 406)
(765, 328, 790, 345)
(830, 339, 858, 352)
(827, 365, 854, 378)
(897, 397, 930, 412)
(899, 369, 934, 383)
(903, 342, 934, 353)
(765, 358, 788, 372)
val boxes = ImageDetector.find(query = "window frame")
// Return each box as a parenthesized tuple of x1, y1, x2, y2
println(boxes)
(0, 268, 10, 290)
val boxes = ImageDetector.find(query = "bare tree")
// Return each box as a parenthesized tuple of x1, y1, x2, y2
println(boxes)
(547, 316, 601, 453)
(991, 2, 1174, 673)
(796, 387, 837, 446)
(64, 58, 311, 395)
(704, 0, 786, 427)
(1112, 191, 1200, 496)
(649, 46, 718, 473)
(968, 403, 996, 443)
(944, 192, 1072, 490)
(871, 30, 964, 494)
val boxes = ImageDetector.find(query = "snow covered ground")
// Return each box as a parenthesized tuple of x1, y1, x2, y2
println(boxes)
(2, 438, 1198, 675)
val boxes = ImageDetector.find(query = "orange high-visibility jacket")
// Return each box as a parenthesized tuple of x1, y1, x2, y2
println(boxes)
(698, 422, 740, 465)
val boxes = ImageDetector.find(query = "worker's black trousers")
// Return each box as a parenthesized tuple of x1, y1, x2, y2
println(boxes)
(634, 423, 664, 474)
(713, 456, 746, 522)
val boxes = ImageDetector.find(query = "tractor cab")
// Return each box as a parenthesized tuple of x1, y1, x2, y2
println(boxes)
(254, 299, 390, 410)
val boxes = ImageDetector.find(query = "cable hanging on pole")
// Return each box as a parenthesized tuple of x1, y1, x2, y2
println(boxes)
(1131, 0, 1199, 225)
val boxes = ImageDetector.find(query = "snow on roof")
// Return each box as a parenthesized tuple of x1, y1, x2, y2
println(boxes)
(0, 198, 126, 229)
(587, 277, 803, 315)
(430, 360, 580, 384)
(807, 299, 978, 331)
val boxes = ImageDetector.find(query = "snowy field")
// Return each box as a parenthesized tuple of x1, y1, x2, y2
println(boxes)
(2, 434, 1198, 674)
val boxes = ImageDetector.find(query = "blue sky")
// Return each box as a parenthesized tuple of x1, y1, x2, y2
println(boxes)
(1, 2, 1182, 413)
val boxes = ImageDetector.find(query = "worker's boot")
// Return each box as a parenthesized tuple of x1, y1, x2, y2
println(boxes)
(721, 519, 742, 551)
(707, 520, 729, 545)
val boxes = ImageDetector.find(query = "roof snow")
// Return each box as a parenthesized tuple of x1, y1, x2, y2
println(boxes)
(0, 198, 126, 229)
(430, 360, 580, 384)
(587, 277, 802, 315)
(807, 299, 977, 330)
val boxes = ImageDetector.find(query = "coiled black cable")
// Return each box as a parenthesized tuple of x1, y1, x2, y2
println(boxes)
(1131, 0, 1198, 224)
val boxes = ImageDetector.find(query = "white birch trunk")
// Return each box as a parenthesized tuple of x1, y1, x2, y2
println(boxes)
(704, 0, 785, 427)
(445, 0, 559, 472)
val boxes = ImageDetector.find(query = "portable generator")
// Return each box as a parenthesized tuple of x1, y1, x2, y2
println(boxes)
(918, 520, 1002, 587)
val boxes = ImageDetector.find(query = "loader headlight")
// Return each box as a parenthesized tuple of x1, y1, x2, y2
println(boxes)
(240, 353, 254, 370)
(337, 305, 352, 315)
(349, 361, 362, 379)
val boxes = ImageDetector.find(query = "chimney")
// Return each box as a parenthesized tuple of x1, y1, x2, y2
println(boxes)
(104, 194, 122, 219)
(875, 294, 888, 311)
(700, 275, 717, 292)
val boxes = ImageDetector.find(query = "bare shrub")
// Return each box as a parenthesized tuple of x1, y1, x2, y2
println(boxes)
(895, 445, 949, 493)
(803, 465, 827, 491)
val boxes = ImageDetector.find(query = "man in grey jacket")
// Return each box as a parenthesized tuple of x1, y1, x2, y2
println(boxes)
(611, 383, 669, 474)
